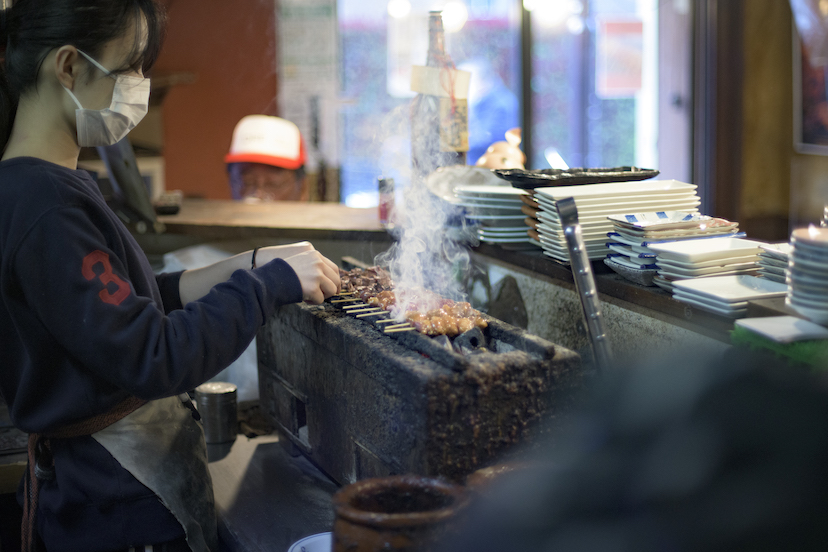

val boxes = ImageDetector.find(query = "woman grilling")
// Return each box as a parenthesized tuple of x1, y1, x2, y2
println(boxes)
(0, 1, 340, 550)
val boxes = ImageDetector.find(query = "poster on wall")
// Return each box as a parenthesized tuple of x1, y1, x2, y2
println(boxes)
(278, 0, 339, 179)
(595, 18, 643, 99)
(794, 31, 828, 154)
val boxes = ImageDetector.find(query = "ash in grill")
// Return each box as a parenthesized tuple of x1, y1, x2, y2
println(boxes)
(257, 274, 582, 486)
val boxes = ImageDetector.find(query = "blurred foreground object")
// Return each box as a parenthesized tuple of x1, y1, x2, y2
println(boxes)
(474, 128, 525, 170)
(439, 348, 828, 551)
(226, 115, 308, 201)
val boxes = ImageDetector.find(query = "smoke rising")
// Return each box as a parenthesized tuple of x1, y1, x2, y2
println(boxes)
(373, 106, 473, 319)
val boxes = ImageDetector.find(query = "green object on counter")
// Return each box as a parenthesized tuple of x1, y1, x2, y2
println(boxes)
(731, 325, 828, 371)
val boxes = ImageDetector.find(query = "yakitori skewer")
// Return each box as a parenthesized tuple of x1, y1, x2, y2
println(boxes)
(384, 322, 411, 330)
(343, 303, 370, 309)
(349, 307, 383, 315)
(385, 326, 416, 333)
(331, 298, 361, 304)
(356, 311, 388, 318)
(376, 318, 401, 325)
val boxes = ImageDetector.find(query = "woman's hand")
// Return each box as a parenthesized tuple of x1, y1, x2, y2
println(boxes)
(254, 241, 314, 266)
(282, 250, 341, 304)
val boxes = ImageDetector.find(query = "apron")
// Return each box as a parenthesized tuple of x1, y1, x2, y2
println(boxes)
(91, 395, 218, 552)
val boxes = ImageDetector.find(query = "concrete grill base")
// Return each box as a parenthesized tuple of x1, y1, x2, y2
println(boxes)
(257, 302, 582, 485)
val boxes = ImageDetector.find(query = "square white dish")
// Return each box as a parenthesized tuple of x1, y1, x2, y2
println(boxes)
(541, 247, 607, 261)
(756, 263, 786, 277)
(611, 225, 737, 240)
(608, 211, 726, 230)
(735, 316, 828, 343)
(658, 267, 757, 281)
(607, 243, 658, 259)
(536, 201, 701, 220)
(607, 254, 659, 270)
(533, 192, 700, 210)
(535, 196, 702, 215)
(651, 253, 759, 270)
(536, 221, 615, 237)
(647, 238, 764, 263)
(672, 293, 748, 318)
(673, 289, 749, 309)
(757, 255, 788, 269)
(480, 236, 531, 244)
(534, 179, 697, 200)
(671, 274, 787, 303)
(538, 237, 609, 253)
(758, 242, 791, 260)
(759, 271, 786, 284)
(657, 261, 758, 277)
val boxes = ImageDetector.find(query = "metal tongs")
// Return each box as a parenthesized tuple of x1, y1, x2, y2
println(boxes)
(555, 197, 613, 373)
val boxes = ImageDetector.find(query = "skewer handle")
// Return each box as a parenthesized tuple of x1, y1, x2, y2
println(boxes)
(356, 311, 388, 318)
(385, 326, 416, 333)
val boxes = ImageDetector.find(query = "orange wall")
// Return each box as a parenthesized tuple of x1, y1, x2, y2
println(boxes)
(153, 1, 278, 199)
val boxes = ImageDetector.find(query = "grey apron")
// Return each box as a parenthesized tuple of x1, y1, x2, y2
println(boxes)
(92, 395, 218, 552)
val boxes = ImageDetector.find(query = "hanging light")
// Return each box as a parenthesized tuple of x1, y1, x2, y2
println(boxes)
(442, 1, 469, 33)
(387, 0, 411, 19)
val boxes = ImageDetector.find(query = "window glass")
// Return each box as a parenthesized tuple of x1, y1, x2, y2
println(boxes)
(338, 0, 689, 205)
(528, 0, 658, 170)
(339, 0, 520, 206)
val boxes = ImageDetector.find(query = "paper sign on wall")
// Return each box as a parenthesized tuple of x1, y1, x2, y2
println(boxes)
(596, 18, 644, 99)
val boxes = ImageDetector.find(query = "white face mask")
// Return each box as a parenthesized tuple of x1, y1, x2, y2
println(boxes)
(63, 50, 150, 147)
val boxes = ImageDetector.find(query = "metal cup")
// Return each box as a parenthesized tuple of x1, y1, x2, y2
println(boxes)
(195, 382, 238, 444)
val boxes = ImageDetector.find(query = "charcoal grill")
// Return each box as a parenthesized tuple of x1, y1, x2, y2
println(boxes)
(257, 299, 581, 485)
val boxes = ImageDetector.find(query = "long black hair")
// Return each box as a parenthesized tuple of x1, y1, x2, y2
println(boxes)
(0, 0, 166, 151)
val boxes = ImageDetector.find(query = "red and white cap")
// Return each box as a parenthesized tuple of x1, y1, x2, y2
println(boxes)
(225, 115, 306, 170)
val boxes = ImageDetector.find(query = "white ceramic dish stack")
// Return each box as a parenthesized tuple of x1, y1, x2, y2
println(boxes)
(603, 211, 741, 286)
(532, 179, 701, 263)
(787, 227, 828, 325)
(757, 242, 791, 284)
(646, 237, 763, 292)
(453, 184, 537, 247)
(671, 275, 788, 318)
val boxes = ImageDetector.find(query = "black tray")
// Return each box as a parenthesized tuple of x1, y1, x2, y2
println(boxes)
(493, 166, 660, 190)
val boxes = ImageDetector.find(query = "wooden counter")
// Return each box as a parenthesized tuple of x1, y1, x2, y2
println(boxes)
(156, 199, 391, 242)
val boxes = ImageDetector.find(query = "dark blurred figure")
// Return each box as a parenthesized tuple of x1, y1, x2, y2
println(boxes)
(226, 115, 308, 202)
(442, 348, 828, 551)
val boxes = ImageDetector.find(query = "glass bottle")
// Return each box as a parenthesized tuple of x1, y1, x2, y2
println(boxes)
(410, 11, 468, 185)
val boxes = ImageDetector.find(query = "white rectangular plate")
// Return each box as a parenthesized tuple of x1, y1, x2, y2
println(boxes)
(671, 274, 788, 303)
(535, 179, 697, 200)
(647, 238, 764, 263)
(735, 315, 828, 343)
(672, 293, 748, 318)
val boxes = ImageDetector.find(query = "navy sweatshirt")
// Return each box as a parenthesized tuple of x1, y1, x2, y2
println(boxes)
(0, 157, 303, 550)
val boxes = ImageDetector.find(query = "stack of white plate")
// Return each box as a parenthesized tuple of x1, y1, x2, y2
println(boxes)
(532, 180, 700, 263)
(787, 227, 828, 325)
(672, 275, 788, 318)
(646, 237, 763, 292)
(604, 211, 741, 285)
(453, 184, 537, 247)
(757, 243, 791, 284)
